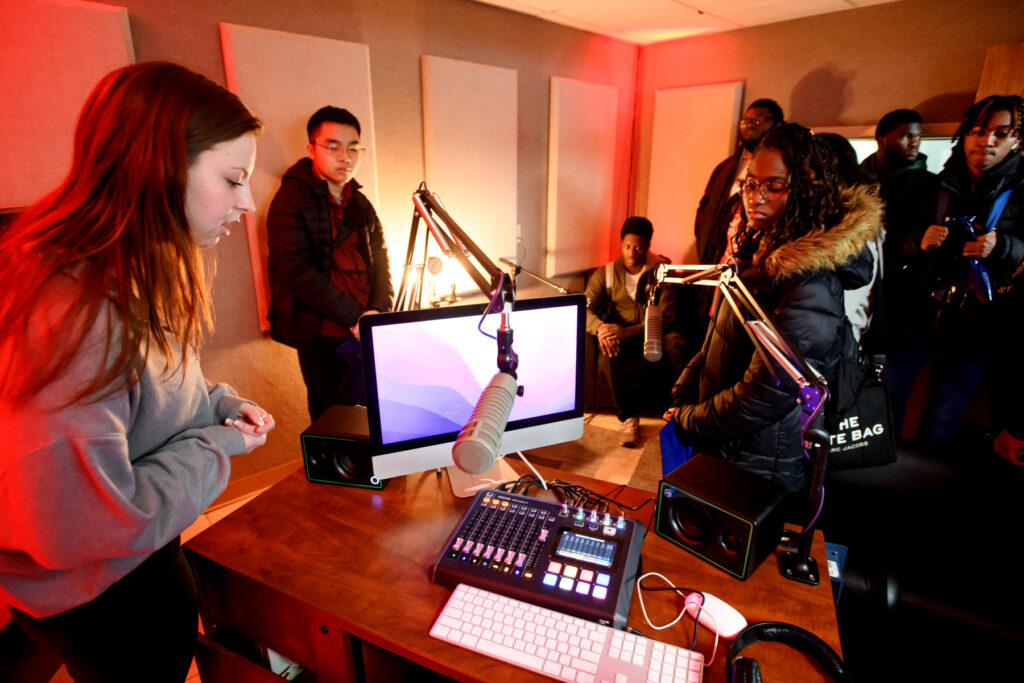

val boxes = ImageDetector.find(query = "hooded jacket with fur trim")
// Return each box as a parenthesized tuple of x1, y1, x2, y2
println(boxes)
(671, 185, 883, 492)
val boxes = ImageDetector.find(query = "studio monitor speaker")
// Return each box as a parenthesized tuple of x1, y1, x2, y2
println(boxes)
(301, 405, 385, 490)
(655, 453, 786, 580)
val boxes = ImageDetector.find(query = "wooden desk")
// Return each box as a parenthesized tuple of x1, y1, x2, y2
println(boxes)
(185, 464, 841, 682)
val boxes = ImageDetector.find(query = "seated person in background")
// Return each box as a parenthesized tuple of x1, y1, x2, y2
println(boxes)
(664, 124, 882, 492)
(886, 95, 1024, 446)
(586, 217, 683, 446)
(267, 106, 394, 421)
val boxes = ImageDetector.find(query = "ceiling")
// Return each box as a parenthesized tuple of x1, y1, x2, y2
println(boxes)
(470, 0, 901, 45)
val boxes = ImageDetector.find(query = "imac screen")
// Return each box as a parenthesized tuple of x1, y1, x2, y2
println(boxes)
(360, 294, 585, 479)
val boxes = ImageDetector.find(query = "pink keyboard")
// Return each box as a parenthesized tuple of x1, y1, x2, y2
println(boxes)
(430, 583, 703, 683)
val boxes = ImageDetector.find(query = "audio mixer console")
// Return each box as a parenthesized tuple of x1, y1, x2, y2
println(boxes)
(431, 489, 644, 629)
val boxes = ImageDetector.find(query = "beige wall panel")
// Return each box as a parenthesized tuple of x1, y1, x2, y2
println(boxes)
(220, 23, 378, 330)
(545, 77, 619, 277)
(421, 55, 518, 289)
(0, 0, 134, 208)
(647, 82, 743, 264)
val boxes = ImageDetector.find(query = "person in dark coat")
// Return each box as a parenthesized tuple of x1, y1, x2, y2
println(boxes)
(693, 99, 785, 265)
(266, 106, 394, 420)
(665, 123, 883, 492)
(855, 109, 937, 390)
(883, 95, 1024, 445)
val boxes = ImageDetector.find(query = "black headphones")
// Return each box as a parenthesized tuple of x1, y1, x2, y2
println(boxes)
(726, 621, 850, 683)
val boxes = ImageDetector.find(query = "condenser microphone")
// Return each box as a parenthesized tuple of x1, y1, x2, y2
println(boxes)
(452, 372, 518, 475)
(644, 305, 663, 362)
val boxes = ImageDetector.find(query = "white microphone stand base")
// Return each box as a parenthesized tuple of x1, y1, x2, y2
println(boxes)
(445, 458, 519, 498)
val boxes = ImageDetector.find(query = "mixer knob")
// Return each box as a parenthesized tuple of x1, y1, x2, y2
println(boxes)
(473, 542, 484, 556)
(538, 529, 549, 542)
(483, 545, 494, 560)
(453, 537, 465, 551)
(515, 553, 527, 567)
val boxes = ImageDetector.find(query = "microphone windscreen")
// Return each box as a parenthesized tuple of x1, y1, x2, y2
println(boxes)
(452, 372, 518, 475)
(644, 305, 663, 362)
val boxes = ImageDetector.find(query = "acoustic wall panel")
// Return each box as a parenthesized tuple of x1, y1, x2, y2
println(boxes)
(0, 0, 134, 209)
(220, 23, 378, 330)
(545, 77, 619, 278)
(647, 82, 744, 263)
(421, 55, 517, 284)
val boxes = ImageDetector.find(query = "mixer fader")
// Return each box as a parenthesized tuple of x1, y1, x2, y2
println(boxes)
(431, 489, 644, 628)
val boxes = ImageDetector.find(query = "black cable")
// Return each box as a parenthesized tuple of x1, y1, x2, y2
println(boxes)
(495, 475, 655, 520)
(636, 577, 706, 651)
(644, 501, 658, 541)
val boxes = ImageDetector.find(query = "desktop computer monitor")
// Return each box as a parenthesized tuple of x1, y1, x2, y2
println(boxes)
(360, 294, 586, 480)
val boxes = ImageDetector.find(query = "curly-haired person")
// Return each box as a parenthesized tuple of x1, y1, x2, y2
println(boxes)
(664, 123, 882, 492)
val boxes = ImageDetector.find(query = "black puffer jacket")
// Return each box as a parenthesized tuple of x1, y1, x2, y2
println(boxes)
(671, 186, 883, 492)
(266, 158, 393, 351)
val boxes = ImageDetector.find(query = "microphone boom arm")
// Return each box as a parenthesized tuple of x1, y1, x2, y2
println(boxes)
(647, 262, 830, 586)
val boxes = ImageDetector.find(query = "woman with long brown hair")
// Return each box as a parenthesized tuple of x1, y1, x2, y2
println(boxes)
(0, 62, 274, 681)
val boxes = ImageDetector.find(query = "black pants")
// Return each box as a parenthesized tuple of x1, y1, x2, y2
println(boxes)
(297, 335, 366, 421)
(10, 537, 198, 683)
(598, 334, 685, 420)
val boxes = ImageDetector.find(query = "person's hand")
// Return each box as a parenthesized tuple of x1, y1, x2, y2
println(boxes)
(662, 406, 680, 421)
(994, 430, 1024, 466)
(225, 403, 276, 453)
(963, 230, 997, 259)
(597, 323, 621, 356)
(920, 224, 948, 251)
(350, 309, 381, 342)
(597, 334, 619, 357)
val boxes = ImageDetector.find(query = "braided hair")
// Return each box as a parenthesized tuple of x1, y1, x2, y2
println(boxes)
(733, 122, 844, 260)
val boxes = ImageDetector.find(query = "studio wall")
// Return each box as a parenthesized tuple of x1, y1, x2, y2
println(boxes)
(7, 0, 1020, 485)
(633, 0, 1024, 250)
(53, 0, 640, 480)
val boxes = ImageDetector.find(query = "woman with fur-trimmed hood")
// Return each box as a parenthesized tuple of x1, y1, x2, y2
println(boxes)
(665, 123, 883, 492)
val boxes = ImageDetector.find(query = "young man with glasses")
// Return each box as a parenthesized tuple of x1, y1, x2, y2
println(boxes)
(687, 100, 784, 367)
(267, 106, 394, 420)
(693, 98, 784, 266)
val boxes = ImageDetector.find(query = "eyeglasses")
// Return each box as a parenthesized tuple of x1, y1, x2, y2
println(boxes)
(740, 115, 773, 127)
(315, 142, 366, 158)
(966, 126, 1017, 141)
(740, 177, 790, 200)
